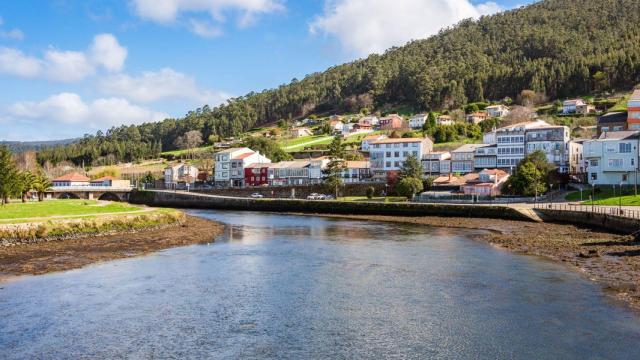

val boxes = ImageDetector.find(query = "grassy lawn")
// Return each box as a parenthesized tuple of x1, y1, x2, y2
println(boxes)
(338, 196, 408, 203)
(565, 188, 640, 205)
(281, 135, 328, 148)
(0, 200, 143, 221)
(160, 145, 213, 157)
(609, 95, 629, 112)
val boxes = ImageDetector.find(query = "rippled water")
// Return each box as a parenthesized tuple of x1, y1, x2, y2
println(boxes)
(1, 210, 640, 359)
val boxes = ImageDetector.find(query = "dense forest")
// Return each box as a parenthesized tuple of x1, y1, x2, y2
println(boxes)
(37, 0, 640, 166)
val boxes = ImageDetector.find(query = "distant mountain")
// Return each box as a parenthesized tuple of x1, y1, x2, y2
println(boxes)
(1, 139, 78, 153)
(38, 0, 640, 166)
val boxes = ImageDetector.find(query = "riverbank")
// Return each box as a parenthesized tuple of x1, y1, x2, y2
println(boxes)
(0, 215, 223, 278)
(302, 213, 640, 311)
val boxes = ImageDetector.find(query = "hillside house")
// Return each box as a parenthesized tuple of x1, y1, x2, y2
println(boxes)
(562, 99, 587, 114)
(466, 112, 489, 125)
(361, 134, 388, 151)
(358, 116, 379, 127)
(437, 115, 454, 126)
(379, 114, 408, 130)
(290, 127, 313, 138)
(214, 148, 271, 187)
(409, 114, 428, 129)
(486, 105, 510, 118)
(598, 112, 628, 136)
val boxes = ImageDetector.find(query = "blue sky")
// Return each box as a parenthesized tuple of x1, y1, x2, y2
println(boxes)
(0, 0, 532, 141)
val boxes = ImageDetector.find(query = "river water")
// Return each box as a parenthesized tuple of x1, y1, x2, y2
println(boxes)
(1, 210, 640, 359)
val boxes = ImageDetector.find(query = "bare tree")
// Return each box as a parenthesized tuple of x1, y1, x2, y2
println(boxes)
(502, 106, 535, 125)
(174, 130, 204, 159)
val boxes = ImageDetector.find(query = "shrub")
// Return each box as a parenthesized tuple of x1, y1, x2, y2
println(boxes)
(366, 186, 375, 199)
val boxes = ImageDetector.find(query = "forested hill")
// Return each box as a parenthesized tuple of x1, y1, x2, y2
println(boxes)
(38, 0, 640, 166)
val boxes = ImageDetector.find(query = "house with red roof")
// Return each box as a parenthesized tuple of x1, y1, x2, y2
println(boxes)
(52, 172, 90, 187)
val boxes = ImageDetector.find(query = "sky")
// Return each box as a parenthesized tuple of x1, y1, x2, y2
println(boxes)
(0, 0, 532, 141)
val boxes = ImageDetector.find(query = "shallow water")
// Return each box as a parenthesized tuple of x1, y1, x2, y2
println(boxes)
(1, 210, 640, 359)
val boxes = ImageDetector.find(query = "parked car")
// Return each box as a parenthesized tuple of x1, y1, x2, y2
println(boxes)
(307, 193, 320, 200)
(250, 193, 264, 198)
(324, 194, 334, 200)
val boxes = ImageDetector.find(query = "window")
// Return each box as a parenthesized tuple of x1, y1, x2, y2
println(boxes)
(590, 173, 597, 180)
(403, 143, 408, 148)
(403, 151, 408, 157)
(386, 152, 391, 157)
(385, 161, 391, 167)
(623, 174, 629, 182)
(589, 159, 598, 167)
(619, 143, 632, 153)
(608, 159, 623, 168)
(413, 151, 418, 156)
(394, 151, 400, 157)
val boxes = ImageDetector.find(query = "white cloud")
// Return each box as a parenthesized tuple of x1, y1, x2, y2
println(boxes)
(188, 19, 223, 38)
(0, 33, 127, 82)
(0, 47, 42, 77)
(130, 0, 284, 37)
(310, 0, 503, 56)
(44, 50, 95, 82)
(0, 28, 24, 40)
(89, 34, 128, 72)
(9, 92, 168, 128)
(97, 67, 230, 105)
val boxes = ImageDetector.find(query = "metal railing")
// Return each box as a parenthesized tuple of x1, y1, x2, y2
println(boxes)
(534, 202, 640, 220)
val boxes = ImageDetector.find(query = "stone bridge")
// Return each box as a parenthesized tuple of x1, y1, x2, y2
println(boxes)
(45, 186, 132, 201)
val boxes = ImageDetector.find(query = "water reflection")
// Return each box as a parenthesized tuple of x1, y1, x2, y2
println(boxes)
(0, 210, 639, 359)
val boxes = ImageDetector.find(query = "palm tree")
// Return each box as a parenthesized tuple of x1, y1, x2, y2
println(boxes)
(17, 171, 37, 203)
(32, 174, 52, 202)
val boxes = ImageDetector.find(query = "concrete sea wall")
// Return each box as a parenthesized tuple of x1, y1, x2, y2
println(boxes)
(130, 190, 534, 222)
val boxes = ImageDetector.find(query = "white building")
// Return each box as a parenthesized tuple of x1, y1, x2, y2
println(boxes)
(452, 144, 488, 174)
(369, 137, 434, 178)
(562, 99, 587, 114)
(494, 120, 550, 170)
(361, 134, 388, 152)
(583, 131, 639, 185)
(486, 105, 510, 118)
(214, 147, 271, 187)
(525, 125, 571, 173)
(437, 115, 454, 126)
(474, 144, 497, 170)
(358, 116, 379, 127)
(164, 163, 199, 189)
(422, 152, 451, 176)
(409, 114, 428, 129)
(569, 140, 585, 174)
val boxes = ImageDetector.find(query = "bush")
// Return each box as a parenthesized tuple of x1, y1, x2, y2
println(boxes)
(366, 186, 375, 199)
(396, 177, 424, 199)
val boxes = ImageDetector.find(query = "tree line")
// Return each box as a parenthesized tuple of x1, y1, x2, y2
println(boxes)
(0, 146, 52, 204)
(36, 0, 640, 167)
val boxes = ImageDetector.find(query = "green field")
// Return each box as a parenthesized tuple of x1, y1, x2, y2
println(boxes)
(565, 188, 640, 206)
(160, 145, 213, 157)
(0, 200, 143, 221)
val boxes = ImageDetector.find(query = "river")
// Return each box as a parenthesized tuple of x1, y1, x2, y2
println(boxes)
(1, 210, 640, 359)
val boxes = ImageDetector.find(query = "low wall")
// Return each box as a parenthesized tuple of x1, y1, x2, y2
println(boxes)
(130, 190, 534, 222)
(192, 183, 389, 199)
(536, 209, 640, 235)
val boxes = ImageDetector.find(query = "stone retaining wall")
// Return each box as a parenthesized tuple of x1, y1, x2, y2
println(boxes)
(536, 209, 640, 235)
(192, 183, 388, 199)
(130, 190, 534, 222)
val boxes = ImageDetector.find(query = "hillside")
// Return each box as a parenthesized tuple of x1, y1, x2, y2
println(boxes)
(1, 139, 78, 153)
(36, 0, 640, 166)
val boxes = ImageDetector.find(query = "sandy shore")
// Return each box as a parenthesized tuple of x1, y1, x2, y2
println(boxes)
(304, 213, 640, 311)
(0, 215, 223, 277)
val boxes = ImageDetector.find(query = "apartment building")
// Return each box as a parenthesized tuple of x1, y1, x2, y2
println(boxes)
(164, 163, 199, 189)
(525, 125, 571, 172)
(214, 147, 271, 187)
(451, 144, 489, 174)
(422, 152, 451, 176)
(583, 131, 639, 185)
(369, 137, 434, 179)
(474, 144, 497, 170)
(493, 120, 550, 170)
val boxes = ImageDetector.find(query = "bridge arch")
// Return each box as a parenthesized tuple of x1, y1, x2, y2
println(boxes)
(58, 192, 80, 199)
(97, 192, 122, 201)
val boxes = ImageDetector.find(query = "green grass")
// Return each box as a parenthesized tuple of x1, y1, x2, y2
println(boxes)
(0, 200, 143, 220)
(565, 188, 640, 205)
(280, 135, 328, 148)
(160, 145, 213, 157)
(610, 95, 629, 112)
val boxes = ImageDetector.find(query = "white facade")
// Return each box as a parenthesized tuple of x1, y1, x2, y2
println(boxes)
(370, 138, 434, 174)
(422, 152, 451, 176)
(562, 99, 586, 114)
(494, 120, 550, 170)
(474, 144, 497, 169)
(451, 144, 488, 174)
(361, 134, 388, 151)
(583, 132, 639, 185)
(569, 140, 585, 174)
(164, 163, 199, 188)
(437, 115, 454, 126)
(525, 125, 571, 173)
(486, 105, 510, 118)
(409, 114, 428, 129)
(214, 147, 271, 187)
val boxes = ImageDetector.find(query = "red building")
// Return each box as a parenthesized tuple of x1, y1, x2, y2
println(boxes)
(244, 163, 270, 186)
(379, 114, 408, 130)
